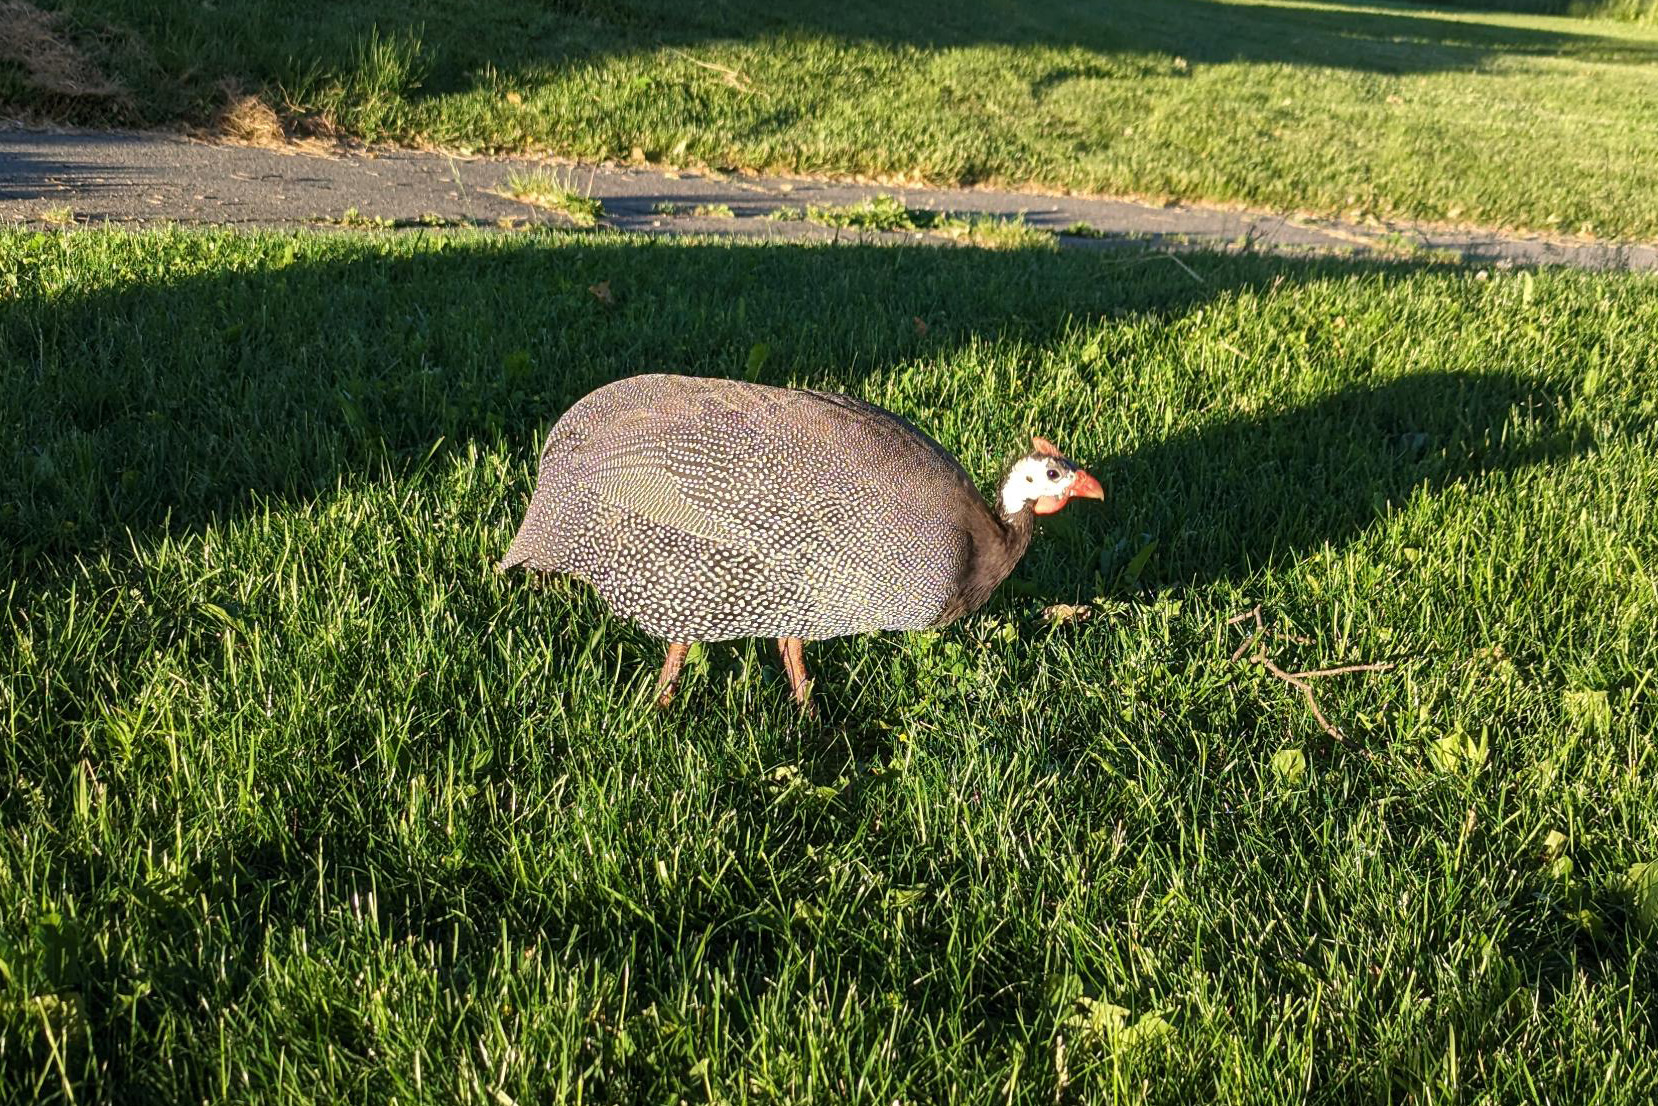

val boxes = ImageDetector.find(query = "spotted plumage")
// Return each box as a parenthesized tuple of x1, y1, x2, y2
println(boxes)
(502, 373, 1103, 708)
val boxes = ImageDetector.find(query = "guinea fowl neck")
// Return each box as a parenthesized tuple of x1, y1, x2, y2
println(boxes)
(954, 502, 1035, 617)
(997, 504, 1036, 566)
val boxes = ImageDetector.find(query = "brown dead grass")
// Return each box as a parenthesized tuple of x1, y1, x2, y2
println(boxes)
(201, 80, 356, 154)
(0, 0, 123, 100)
(211, 81, 288, 146)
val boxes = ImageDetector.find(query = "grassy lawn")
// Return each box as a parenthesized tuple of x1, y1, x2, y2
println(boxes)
(9, 0, 1658, 239)
(2, 226, 1656, 1101)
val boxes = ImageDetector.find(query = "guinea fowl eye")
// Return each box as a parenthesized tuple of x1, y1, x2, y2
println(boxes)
(1046, 469, 1059, 480)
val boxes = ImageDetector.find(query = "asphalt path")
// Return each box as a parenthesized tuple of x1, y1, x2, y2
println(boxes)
(3, 126, 1654, 270)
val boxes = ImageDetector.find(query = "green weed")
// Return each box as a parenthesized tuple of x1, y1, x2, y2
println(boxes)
(656, 201, 738, 219)
(806, 197, 1055, 248)
(502, 168, 604, 225)
(929, 212, 1056, 250)
(311, 206, 395, 229)
(806, 193, 918, 231)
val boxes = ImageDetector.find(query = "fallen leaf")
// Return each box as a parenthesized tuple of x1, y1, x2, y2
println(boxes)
(912, 315, 928, 336)
(1270, 747, 1307, 786)
(1063, 996, 1174, 1057)
(589, 280, 615, 306)
(1116, 1013, 1175, 1053)
(885, 887, 927, 909)
(505, 90, 523, 105)
(1428, 729, 1487, 774)
(1541, 828, 1569, 860)
(1626, 861, 1658, 929)
(1041, 603, 1092, 625)
(1065, 996, 1129, 1042)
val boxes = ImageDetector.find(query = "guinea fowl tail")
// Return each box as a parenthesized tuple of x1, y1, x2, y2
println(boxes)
(497, 535, 527, 574)
(496, 545, 526, 573)
(499, 480, 563, 573)
(499, 512, 548, 573)
(501, 412, 592, 574)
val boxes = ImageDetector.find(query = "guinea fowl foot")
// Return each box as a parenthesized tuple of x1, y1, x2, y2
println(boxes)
(776, 637, 817, 716)
(654, 642, 690, 708)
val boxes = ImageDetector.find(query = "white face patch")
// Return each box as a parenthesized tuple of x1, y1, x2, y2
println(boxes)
(999, 455, 1076, 516)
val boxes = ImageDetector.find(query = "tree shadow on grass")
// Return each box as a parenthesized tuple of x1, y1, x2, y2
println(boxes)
(1, 233, 1596, 594)
(1, 233, 1596, 589)
(395, 0, 1658, 78)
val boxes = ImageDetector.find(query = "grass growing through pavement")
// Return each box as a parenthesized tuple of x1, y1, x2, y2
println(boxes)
(651, 202, 742, 218)
(3, 227, 1658, 1102)
(14, 0, 1658, 238)
(806, 195, 1056, 249)
(500, 168, 604, 226)
(926, 213, 1055, 251)
(806, 194, 922, 233)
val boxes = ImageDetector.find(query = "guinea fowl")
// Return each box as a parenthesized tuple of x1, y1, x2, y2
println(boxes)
(501, 373, 1104, 709)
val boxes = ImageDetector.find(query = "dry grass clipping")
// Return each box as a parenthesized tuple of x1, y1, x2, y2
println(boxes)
(203, 80, 352, 154)
(0, 0, 122, 100)
(211, 81, 288, 146)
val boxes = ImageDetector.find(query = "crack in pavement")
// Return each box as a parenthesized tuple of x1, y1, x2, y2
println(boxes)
(4, 126, 1655, 271)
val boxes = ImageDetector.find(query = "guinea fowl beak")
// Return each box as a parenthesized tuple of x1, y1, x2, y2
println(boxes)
(1032, 468, 1105, 515)
(1069, 470, 1105, 501)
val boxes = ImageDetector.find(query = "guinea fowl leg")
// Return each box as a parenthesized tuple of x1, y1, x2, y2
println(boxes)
(776, 637, 815, 713)
(654, 642, 690, 708)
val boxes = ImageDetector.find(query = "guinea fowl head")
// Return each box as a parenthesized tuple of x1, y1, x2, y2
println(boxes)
(997, 435, 1105, 520)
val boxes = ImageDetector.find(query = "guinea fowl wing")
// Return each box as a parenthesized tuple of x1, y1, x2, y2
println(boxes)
(503, 375, 986, 640)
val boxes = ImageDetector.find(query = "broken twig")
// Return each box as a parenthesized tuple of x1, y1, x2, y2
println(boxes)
(1289, 662, 1395, 679)
(1228, 606, 1397, 746)
(1163, 250, 1205, 284)
(667, 48, 763, 96)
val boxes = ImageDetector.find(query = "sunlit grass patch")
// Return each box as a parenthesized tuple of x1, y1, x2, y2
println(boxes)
(929, 211, 1055, 250)
(806, 193, 919, 232)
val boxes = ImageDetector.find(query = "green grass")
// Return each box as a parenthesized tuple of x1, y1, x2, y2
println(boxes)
(806, 195, 924, 233)
(927, 212, 1055, 251)
(14, 0, 1658, 239)
(1430, 0, 1655, 15)
(650, 201, 742, 220)
(805, 195, 1057, 248)
(500, 168, 605, 226)
(4, 227, 1658, 1102)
